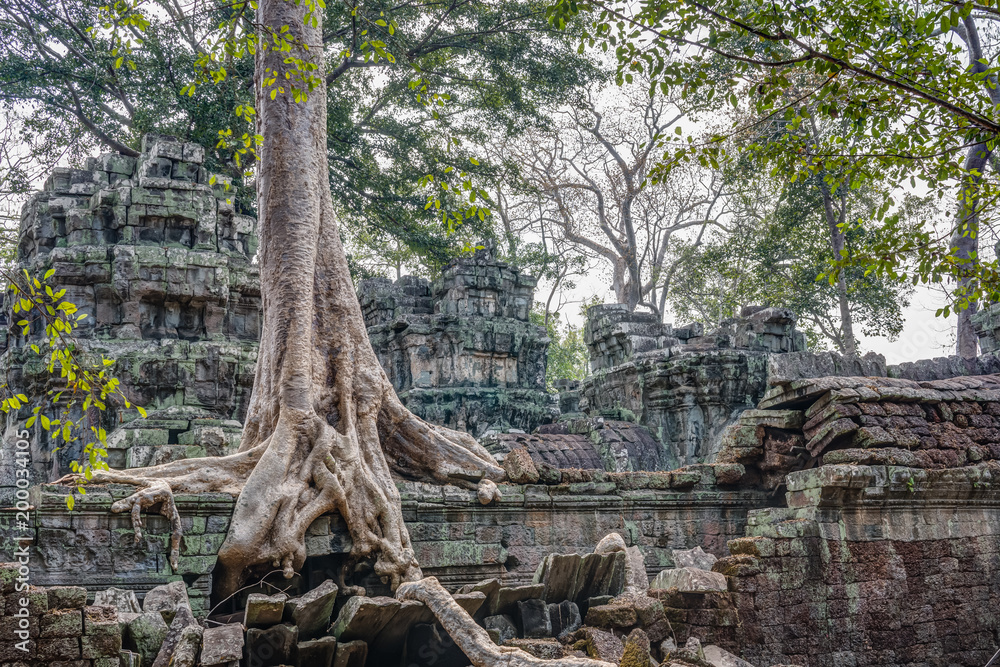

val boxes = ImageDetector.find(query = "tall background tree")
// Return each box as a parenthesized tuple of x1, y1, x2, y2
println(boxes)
(548, 0, 1000, 357)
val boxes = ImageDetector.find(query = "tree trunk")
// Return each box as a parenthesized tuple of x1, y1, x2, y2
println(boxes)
(953, 141, 989, 359)
(818, 181, 858, 357)
(61, 0, 503, 598)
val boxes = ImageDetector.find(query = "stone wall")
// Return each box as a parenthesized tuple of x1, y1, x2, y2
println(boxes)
(0, 564, 123, 665)
(0, 134, 259, 498)
(359, 246, 554, 435)
(2, 473, 769, 613)
(665, 463, 1000, 667)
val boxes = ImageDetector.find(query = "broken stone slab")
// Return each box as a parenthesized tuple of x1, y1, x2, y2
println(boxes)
(488, 584, 545, 616)
(703, 644, 758, 667)
(329, 595, 400, 642)
(576, 626, 624, 662)
(143, 581, 191, 625)
(244, 592, 288, 628)
(333, 639, 368, 667)
(150, 606, 199, 667)
(119, 649, 141, 667)
(533, 552, 582, 603)
(518, 598, 552, 638)
(573, 551, 624, 603)
(368, 599, 433, 665)
(672, 546, 718, 571)
(548, 600, 582, 638)
(484, 614, 517, 644)
(504, 638, 565, 659)
(584, 601, 638, 628)
(621, 628, 654, 667)
(94, 588, 141, 615)
(125, 611, 168, 666)
(455, 577, 500, 619)
(298, 636, 337, 667)
(650, 567, 728, 593)
(200, 623, 244, 666)
(285, 580, 338, 639)
(169, 625, 202, 667)
(453, 591, 486, 617)
(246, 623, 298, 667)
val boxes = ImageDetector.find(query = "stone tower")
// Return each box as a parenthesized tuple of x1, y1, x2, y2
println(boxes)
(0, 135, 260, 495)
(359, 245, 555, 436)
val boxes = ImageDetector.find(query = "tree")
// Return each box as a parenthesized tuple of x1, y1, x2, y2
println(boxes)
(54, 0, 516, 598)
(504, 81, 727, 319)
(547, 0, 1000, 356)
(531, 306, 589, 388)
(667, 171, 921, 353)
(0, 0, 597, 257)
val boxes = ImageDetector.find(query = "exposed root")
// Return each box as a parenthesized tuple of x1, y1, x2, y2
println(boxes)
(397, 576, 616, 667)
(117, 481, 183, 571)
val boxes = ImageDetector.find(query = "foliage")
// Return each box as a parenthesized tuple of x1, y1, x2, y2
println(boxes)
(0, 268, 145, 509)
(667, 175, 923, 351)
(546, 0, 1000, 312)
(0, 0, 598, 260)
(531, 305, 589, 389)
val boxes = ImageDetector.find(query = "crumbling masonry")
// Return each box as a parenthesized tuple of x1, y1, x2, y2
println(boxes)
(1, 137, 999, 667)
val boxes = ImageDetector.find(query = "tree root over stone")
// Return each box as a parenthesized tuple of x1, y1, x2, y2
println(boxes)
(398, 577, 616, 667)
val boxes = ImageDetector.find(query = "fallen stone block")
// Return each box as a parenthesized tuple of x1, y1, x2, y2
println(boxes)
(518, 598, 552, 638)
(504, 638, 565, 659)
(244, 592, 288, 628)
(298, 636, 337, 667)
(246, 623, 298, 667)
(650, 567, 728, 593)
(484, 614, 517, 643)
(46, 586, 88, 610)
(703, 644, 757, 667)
(672, 546, 718, 571)
(548, 600, 582, 638)
(143, 581, 191, 625)
(329, 595, 401, 642)
(489, 584, 545, 616)
(94, 587, 142, 615)
(285, 580, 338, 639)
(201, 623, 244, 666)
(126, 611, 168, 666)
(333, 639, 368, 667)
(585, 601, 638, 628)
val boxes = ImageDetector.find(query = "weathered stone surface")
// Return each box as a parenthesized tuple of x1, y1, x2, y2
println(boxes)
(703, 644, 756, 667)
(200, 623, 244, 666)
(359, 245, 554, 436)
(143, 581, 191, 625)
(504, 447, 540, 483)
(650, 567, 728, 592)
(672, 546, 717, 571)
(297, 636, 337, 667)
(332, 639, 367, 667)
(517, 598, 551, 638)
(329, 595, 400, 642)
(484, 614, 517, 643)
(46, 586, 88, 610)
(548, 600, 582, 638)
(285, 580, 337, 639)
(576, 626, 624, 662)
(504, 638, 566, 659)
(620, 628, 654, 667)
(246, 623, 297, 667)
(585, 601, 638, 628)
(244, 593, 287, 628)
(94, 587, 141, 615)
(126, 611, 169, 665)
(151, 605, 198, 667)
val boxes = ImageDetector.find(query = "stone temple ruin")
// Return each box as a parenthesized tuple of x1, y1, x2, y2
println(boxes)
(1, 136, 999, 667)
